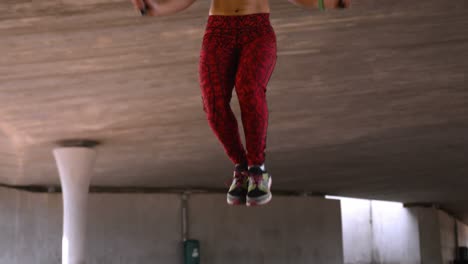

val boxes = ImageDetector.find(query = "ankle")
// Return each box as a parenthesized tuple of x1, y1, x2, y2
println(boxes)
(248, 164, 266, 172)
(235, 163, 248, 172)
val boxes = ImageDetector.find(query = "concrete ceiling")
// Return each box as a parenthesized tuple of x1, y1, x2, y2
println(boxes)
(1, 0, 467, 221)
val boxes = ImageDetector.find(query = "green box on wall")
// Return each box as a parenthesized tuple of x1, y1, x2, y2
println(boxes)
(184, 240, 200, 264)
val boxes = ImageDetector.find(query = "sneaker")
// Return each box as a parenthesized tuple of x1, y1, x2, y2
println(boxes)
(226, 164, 249, 205)
(246, 166, 272, 206)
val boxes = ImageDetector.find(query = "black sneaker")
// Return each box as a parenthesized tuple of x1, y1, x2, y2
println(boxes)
(246, 166, 272, 206)
(226, 164, 249, 205)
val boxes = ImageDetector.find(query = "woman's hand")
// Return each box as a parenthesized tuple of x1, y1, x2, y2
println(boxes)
(130, 0, 158, 16)
(130, 0, 197, 16)
(324, 0, 351, 9)
(289, 0, 351, 10)
(337, 0, 351, 8)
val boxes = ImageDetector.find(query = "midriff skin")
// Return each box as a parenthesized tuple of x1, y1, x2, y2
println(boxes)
(209, 0, 270, 16)
(130, 0, 347, 17)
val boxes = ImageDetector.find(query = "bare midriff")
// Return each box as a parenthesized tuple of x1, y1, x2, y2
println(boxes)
(209, 0, 270, 15)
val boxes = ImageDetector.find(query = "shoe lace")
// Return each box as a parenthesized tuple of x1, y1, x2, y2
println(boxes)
(234, 172, 247, 187)
(225, 171, 246, 188)
(251, 174, 263, 187)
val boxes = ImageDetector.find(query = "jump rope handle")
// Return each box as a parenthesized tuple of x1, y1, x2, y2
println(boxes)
(318, 0, 325, 11)
(318, 0, 348, 11)
(140, 1, 149, 16)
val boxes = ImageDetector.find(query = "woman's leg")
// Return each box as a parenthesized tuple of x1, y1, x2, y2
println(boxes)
(199, 29, 248, 166)
(234, 15, 276, 206)
(235, 24, 277, 167)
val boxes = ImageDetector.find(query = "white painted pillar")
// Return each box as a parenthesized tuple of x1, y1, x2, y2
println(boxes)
(53, 146, 97, 264)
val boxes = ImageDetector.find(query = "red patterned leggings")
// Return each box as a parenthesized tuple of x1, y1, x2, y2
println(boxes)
(199, 13, 277, 166)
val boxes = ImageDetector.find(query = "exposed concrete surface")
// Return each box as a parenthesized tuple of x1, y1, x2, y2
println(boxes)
(0, 0, 467, 222)
(436, 212, 468, 263)
(86, 193, 182, 264)
(0, 188, 343, 264)
(415, 207, 443, 264)
(341, 198, 373, 263)
(370, 201, 421, 264)
(0, 188, 182, 264)
(416, 208, 468, 264)
(458, 220, 468, 248)
(341, 198, 420, 264)
(188, 194, 343, 264)
(438, 210, 457, 264)
(341, 199, 468, 264)
(2, 187, 467, 264)
(0, 188, 61, 264)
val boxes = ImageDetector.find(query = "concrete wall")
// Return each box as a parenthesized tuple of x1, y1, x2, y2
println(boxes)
(341, 198, 468, 264)
(370, 201, 421, 264)
(341, 198, 372, 264)
(188, 194, 343, 264)
(458, 220, 468, 248)
(0, 188, 62, 264)
(86, 193, 182, 264)
(415, 207, 444, 264)
(415, 208, 468, 264)
(0, 188, 182, 264)
(438, 210, 457, 264)
(0, 187, 343, 264)
(341, 198, 421, 264)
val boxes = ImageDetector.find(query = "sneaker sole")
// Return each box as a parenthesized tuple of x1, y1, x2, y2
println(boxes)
(227, 194, 246, 205)
(246, 192, 272, 206)
(246, 176, 272, 207)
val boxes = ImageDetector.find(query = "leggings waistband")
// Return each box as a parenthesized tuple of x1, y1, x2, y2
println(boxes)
(206, 13, 271, 29)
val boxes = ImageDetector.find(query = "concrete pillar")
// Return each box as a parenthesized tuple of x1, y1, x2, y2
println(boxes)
(53, 145, 97, 264)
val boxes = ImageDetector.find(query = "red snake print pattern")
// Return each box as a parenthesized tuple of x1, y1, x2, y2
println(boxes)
(199, 13, 277, 166)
